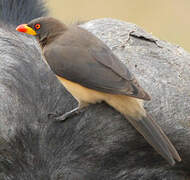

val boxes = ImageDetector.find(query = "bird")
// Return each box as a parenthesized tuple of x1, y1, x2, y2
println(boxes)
(16, 17, 181, 165)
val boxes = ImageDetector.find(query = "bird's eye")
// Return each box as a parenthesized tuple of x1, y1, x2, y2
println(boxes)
(35, 24, 41, 30)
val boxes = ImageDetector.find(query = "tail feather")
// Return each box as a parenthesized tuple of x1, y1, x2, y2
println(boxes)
(105, 94, 181, 165)
(125, 113, 181, 165)
(146, 113, 181, 161)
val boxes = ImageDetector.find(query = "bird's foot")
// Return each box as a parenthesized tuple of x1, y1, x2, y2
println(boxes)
(48, 110, 60, 119)
(49, 106, 87, 122)
(55, 107, 80, 121)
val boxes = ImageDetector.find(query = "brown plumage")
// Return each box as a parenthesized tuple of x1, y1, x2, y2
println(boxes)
(16, 17, 181, 165)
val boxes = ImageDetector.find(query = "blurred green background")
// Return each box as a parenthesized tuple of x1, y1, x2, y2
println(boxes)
(47, 0, 190, 51)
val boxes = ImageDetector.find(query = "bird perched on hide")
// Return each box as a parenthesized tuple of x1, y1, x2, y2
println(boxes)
(16, 17, 181, 166)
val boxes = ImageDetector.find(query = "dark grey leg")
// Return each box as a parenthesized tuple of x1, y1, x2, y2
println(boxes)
(49, 102, 88, 121)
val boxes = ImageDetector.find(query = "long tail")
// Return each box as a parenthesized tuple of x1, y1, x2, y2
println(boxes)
(105, 94, 181, 165)
(125, 113, 181, 165)
(0, 0, 47, 26)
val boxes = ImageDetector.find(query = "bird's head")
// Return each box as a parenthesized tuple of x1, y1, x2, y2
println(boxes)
(16, 17, 67, 43)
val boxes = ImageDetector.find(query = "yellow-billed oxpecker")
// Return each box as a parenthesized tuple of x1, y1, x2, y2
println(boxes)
(16, 17, 181, 165)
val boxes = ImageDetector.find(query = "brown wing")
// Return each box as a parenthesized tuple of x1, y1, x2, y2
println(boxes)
(43, 28, 150, 100)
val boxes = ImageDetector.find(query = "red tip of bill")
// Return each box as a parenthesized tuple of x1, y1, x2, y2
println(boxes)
(16, 24, 27, 33)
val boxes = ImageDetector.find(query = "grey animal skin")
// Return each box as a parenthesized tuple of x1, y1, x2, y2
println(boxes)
(0, 0, 189, 179)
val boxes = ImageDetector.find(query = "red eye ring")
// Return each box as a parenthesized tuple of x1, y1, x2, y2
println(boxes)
(35, 24, 41, 29)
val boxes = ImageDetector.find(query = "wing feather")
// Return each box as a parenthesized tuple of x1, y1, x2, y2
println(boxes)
(43, 27, 150, 100)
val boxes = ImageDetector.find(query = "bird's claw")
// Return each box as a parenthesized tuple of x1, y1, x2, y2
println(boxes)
(48, 110, 62, 119)
(48, 113, 56, 119)
(49, 107, 81, 122)
(54, 113, 71, 121)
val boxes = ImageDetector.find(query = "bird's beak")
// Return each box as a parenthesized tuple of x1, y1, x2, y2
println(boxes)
(16, 24, 37, 36)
